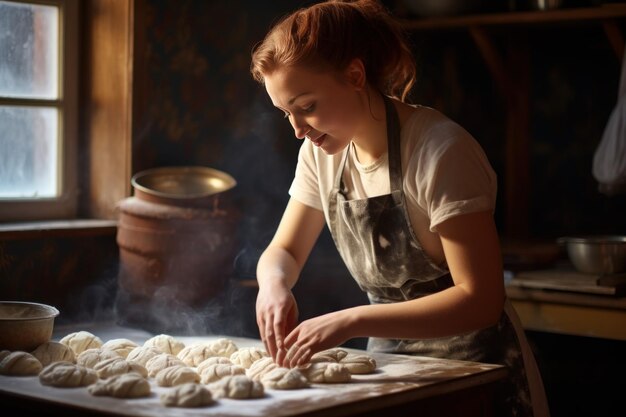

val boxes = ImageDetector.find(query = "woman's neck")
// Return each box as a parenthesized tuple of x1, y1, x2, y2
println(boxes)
(351, 88, 389, 165)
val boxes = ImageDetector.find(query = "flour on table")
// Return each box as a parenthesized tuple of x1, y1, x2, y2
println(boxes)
(59, 331, 103, 355)
(39, 361, 97, 387)
(160, 383, 213, 408)
(88, 373, 151, 398)
(0, 351, 42, 376)
(31, 341, 75, 366)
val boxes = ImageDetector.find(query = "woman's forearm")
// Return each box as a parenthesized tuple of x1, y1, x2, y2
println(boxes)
(256, 245, 302, 291)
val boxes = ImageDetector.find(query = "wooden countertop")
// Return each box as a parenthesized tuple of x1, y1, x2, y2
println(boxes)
(0, 322, 507, 417)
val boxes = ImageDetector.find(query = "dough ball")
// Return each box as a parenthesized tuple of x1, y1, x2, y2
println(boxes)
(31, 341, 75, 366)
(126, 346, 161, 367)
(39, 361, 97, 387)
(155, 365, 199, 387)
(310, 348, 348, 363)
(0, 351, 42, 376)
(0, 350, 10, 361)
(261, 367, 309, 390)
(196, 356, 232, 375)
(145, 353, 185, 378)
(206, 338, 238, 358)
(93, 357, 148, 379)
(143, 334, 185, 355)
(76, 348, 120, 368)
(101, 338, 138, 359)
(302, 362, 351, 383)
(230, 347, 268, 369)
(209, 375, 264, 399)
(246, 357, 278, 381)
(177, 344, 216, 367)
(160, 383, 213, 408)
(199, 363, 245, 384)
(88, 373, 151, 398)
(340, 353, 377, 374)
(59, 331, 103, 355)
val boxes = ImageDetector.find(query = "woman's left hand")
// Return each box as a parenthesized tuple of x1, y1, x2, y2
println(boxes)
(281, 309, 357, 368)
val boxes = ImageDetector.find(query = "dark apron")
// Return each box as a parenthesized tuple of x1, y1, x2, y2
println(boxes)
(327, 96, 534, 417)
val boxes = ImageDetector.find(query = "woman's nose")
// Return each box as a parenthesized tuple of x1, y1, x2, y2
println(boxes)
(290, 117, 310, 140)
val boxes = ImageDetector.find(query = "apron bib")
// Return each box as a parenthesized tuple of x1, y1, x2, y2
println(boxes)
(327, 96, 540, 417)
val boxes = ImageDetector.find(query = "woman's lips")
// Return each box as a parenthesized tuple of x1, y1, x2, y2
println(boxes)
(309, 134, 326, 147)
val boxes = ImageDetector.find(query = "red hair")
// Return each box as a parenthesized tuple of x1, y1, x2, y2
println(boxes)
(250, 0, 416, 101)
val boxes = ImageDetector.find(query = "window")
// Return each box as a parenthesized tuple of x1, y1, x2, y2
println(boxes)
(0, 0, 78, 222)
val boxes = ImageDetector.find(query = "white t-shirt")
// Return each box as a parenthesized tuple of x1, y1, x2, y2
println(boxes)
(288, 105, 497, 237)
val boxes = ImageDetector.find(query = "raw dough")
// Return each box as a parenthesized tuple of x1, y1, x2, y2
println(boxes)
(126, 346, 161, 366)
(302, 362, 351, 383)
(145, 353, 185, 378)
(76, 348, 120, 368)
(230, 347, 268, 369)
(101, 338, 138, 359)
(93, 357, 148, 379)
(246, 357, 278, 381)
(340, 353, 377, 374)
(209, 375, 264, 399)
(0, 351, 42, 376)
(246, 356, 278, 381)
(59, 331, 103, 355)
(31, 341, 75, 366)
(199, 363, 245, 384)
(155, 365, 199, 387)
(160, 383, 213, 408)
(261, 367, 309, 390)
(196, 356, 231, 375)
(177, 344, 217, 367)
(39, 361, 97, 387)
(143, 334, 185, 355)
(206, 338, 238, 357)
(88, 373, 151, 398)
(0, 350, 10, 361)
(310, 348, 348, 363)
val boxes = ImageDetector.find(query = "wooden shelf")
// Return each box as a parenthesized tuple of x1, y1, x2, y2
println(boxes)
(400, 4, 626, 30)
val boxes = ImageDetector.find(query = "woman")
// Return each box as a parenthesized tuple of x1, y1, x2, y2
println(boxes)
(250, 1, 549, 416)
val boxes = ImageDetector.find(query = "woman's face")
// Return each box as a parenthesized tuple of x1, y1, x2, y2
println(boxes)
(264, 64, 366, 155)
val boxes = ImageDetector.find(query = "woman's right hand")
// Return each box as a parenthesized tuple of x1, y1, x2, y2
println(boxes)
(256, 282, 299, 365)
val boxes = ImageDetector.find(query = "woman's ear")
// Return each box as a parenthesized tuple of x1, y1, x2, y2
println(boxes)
(344, 58, 366, 91)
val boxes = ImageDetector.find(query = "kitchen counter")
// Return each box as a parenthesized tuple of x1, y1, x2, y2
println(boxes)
(0, 322, 507, 417)
(507, 269, 626, 340)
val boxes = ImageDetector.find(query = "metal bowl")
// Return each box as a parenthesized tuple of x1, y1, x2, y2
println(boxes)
(557, 236, 626, 275)
(131, 166, 237, 208)
(0, 301, 59, 351)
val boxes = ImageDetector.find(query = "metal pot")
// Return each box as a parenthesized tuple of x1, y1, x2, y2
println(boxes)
(557, 236, 626, 275)
(0, 301, 60, 351)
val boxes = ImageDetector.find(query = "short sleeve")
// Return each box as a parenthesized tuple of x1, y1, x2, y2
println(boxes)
(288, 141, 324, 211)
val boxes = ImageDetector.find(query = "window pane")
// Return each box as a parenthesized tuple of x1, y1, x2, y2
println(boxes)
(0, 106, 58, 198)
(0, 1, 58, 99)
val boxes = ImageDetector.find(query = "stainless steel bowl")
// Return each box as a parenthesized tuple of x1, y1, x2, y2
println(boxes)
(557, 236, 626, 275)
(0, 301, 60, 351)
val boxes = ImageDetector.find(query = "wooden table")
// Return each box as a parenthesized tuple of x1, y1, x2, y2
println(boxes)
(0, 322, 507, 417)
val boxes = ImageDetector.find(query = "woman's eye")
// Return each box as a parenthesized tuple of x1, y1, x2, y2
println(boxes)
(303, 104, 315, 113)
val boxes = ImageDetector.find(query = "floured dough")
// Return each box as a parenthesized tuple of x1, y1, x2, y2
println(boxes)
(209, 375, 264, 399)
(340, 353, 377, 374)
(261, 367, 309, 390)
(146, 353, 185, 377)
(0, 350, 10, 361)
(230, 347, 268, 369)
(93, 357, 148, 379)
(177, 344, 217, 367)
(160, 383, 213, 408)
(155, 365, 199, 387)
(302, 362, 351, 383)
(88, 373, 151, 398)
(126, 346, 161, 366)
(196, 356, 231, 375)
(0, 351, 42, 376)
(143, 334, 185, 355)
(76, 348, 120, 368)
(39, 361, 97, 387)
(59, 331, 103, 355)
(246, 357, 278, 381)
(206, 338, 238, 357)
(31, 341, 75, 366)
(310, 348, 348, 363)
(101, 338, 138, 359)
(199, 363, 245, 384)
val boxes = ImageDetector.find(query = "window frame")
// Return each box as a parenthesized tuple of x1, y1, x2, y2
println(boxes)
(0, 0, 78, 222)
